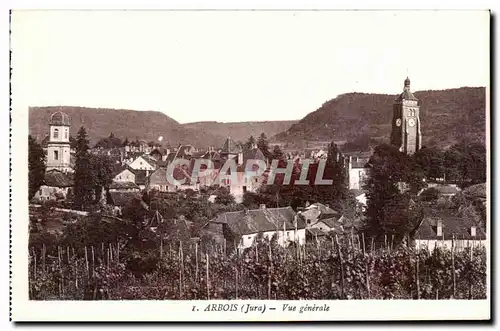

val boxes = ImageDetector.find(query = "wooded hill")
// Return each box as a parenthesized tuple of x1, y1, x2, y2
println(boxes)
(29, 106, 295, 148)
(274, 87, 486, 150)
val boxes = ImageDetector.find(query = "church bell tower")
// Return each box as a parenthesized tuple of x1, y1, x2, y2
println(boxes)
(390, 77, 422, 155)
(46, 111, 72, 173)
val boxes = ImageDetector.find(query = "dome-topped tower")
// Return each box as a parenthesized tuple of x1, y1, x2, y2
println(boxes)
(404, 77, 411, 89)
(49, 111, 71, 126)
(46, 111, 73, 173)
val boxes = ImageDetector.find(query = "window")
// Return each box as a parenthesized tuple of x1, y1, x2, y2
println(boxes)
(53, 128, 59, 139)
(248, 236, 251, 240)
(65, 129, 68, 139)
(54, 150, 59, 160)
(243, 186, 247, 193)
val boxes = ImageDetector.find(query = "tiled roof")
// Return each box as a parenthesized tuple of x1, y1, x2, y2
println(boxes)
(44, 170, 74, 187)
(395, 78, 418, 102)
(307, 202, 339, 215)
(318, 216, 340, 228)
(414, 207, 486, 240)
(211, 206, 305, 236)
(109, 181, 140, 190)
(140, 154, 158, 167)
(395, 90, 418, 102)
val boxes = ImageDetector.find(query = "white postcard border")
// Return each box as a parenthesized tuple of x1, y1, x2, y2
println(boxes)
(9, 9, 492, 322)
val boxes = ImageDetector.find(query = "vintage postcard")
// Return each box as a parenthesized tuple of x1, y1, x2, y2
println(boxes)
(10, 10, 490, 321)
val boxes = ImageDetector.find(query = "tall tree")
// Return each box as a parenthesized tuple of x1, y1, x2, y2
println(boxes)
(414, 146, 445, 180)
(444, 141, 486, 187)
(271, 145, 285, 161)
(73, 127, 95, 210)
(90, 154, 114, 204)
(28, 135, 46, 200)
(322, 142, 348, 205)
(363, 144, 423, 236)
(257, 133, 271, 161)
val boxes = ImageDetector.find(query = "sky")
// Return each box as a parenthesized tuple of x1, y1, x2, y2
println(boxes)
(11, 10, 489, 123)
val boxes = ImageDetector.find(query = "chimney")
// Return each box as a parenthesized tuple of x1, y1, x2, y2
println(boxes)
(436, 219, 443, 237)
(471, 226, 476, 237)
(259, 204, 266, 210)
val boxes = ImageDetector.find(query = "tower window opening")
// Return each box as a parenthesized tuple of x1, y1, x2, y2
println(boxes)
(54, 150, 59, 160)
(53, 128, 59, 139)
(65, 129, 68, 139)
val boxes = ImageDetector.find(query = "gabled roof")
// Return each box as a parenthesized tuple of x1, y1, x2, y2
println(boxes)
(211, 206, 305, 236)
(112, 163, 133, 177)
(414, 207, 486, 240)
(317, 216, 340, 228)
(44, 170, 74, 187)
(109, 181, 140, 190)
(140, 154, 158, 167)
(307, 202, 339, 216)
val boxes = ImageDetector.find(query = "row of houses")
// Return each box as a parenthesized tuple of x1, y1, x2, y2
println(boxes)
(200, 196, 486, 251)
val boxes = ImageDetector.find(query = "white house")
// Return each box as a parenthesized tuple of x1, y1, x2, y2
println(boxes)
(129, 155, 157, 171)
(344, 152, 371, 190)
(32, 169, 74, 202)
(113, 167, 136, 183)
(208, 205, 306, 250)
(413, 207, 486, 251)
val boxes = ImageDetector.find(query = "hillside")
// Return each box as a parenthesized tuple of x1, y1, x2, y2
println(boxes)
(181, 120, 297, 143)
(29, 106, 226, 148)
(274, 87, 486, 150)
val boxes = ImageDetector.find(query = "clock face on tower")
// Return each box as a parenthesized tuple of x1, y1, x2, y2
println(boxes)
(395, 118, 402, 127)
(408, 118, 416, 127)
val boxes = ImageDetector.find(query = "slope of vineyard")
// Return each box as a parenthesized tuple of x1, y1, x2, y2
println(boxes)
(29, 238, 486, 300)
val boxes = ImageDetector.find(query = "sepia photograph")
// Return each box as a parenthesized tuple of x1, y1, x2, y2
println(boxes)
(10, 9, 490, 321)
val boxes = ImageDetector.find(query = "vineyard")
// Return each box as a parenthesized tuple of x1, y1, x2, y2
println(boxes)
(29, 236, 487, 300)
